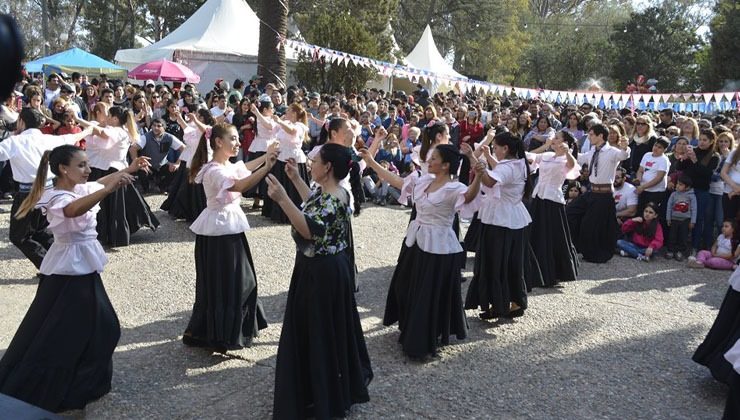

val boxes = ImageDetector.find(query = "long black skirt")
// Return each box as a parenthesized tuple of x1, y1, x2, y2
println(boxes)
(465, 223, 528, 317)
(183, 233, 267, 350)
(383, 244, 467, 358)
(0, 272, 120, 412)
(273, 252, 372, 419)
(160, 163, 206, 222)
(724, 371, 740, 420)
(244, 151, 266, 198)
(693, 287, 740, 384)
(528, 197, 579, 287)
(89, 167, 160, 247)
(262, 160, 309, 224)
(463, 214, 482, 253)
(566, 191, 617, 263)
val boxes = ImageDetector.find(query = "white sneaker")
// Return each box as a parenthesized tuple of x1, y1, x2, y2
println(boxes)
(619, 250, 627, 257)
(636, 254, 649, 262)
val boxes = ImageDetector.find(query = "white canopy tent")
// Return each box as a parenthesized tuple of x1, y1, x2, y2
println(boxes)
(404, 25, 464, 79)
(115, 0, 297, 89)
(369, 24, 464, 94)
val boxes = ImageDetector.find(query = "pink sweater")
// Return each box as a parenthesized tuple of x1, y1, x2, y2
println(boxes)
(621, 219, 664, 250)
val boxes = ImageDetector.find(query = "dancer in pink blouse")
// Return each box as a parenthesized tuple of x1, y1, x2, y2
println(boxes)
(0, 144, 149, 412)
(183, 123, 279, 352)
(362, 144, 484, 359)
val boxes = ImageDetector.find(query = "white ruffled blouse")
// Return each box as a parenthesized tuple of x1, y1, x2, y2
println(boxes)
(467, 159, 532, 229)
(531, 152, 580, 204)
(86, 126, 131, 171)
(180, 122, 211, 167)
(398, 173, 467, 254)
(35, 182, 108, 275)
(190, 161, 251, 236)
(275, 122, 308, 163)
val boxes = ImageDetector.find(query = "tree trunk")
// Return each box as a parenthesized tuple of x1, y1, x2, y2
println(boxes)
(66, 0, 86, 48)
(257, 0, 287, 88)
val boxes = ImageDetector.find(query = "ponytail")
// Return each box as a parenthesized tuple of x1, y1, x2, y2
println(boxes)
(16, 151, 51, 219)
(189, 133, 210, 182)
(559, 129, 579, 161)
(420, 121, 446, 163)
(123, 110, 137, 140)
(189, 123, 232, 182)
(109, 106, 137, 139)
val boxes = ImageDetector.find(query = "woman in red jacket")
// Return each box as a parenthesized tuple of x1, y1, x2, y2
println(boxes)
(458, 108, 484, 184)
(617, 201, 664, 261)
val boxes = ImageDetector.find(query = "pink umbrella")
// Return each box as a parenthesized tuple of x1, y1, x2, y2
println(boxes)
(128, 59, 201, 83)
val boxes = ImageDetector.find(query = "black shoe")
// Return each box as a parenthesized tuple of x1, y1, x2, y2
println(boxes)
(479, 309, 499, 320)
(503, 308, 524, 318)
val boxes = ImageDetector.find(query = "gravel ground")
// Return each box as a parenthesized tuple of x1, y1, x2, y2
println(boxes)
(0, 194, 730, 419)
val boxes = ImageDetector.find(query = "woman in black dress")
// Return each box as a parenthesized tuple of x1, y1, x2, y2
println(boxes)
(183, 123, 278, 352)
(363, 144, 483, 359)
(693, 267, 740, 384)
(267, 143, 372, 419)
(0, 144, 148, 412)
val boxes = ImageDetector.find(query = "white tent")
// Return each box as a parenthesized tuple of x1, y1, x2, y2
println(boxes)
(371, 24, 464, 94)
(115, 0, 297, 89)
(403, 25, 464, 79)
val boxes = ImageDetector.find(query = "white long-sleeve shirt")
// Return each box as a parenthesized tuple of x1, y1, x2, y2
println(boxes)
(577, 143, 630, 186)
(0, 128, 79, 184)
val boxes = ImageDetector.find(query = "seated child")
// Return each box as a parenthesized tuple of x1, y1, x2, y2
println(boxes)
(688, 220, 738, 270)
(617, 201, 664, 261)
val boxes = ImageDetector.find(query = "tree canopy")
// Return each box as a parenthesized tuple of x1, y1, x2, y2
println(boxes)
(3, 0, 732, 92)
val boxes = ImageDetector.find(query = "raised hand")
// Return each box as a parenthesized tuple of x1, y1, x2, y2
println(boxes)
(128, 156, 152, 174)
(358, 148, 374, 163)
(101, 171, 136, 192)
(265, 147, 279, 169)
(473, 161, 486, 175)
(480, 145, 492, 158)
(265, 174, 288, 203)
(285, 158, 299, 180)
(459, 142, 474, 158)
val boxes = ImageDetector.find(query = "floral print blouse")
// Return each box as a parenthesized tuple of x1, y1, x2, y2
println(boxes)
(292, 188, 351, 257)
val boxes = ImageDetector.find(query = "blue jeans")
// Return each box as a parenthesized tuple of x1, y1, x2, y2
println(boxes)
(617, 239, 647, 258)
(692, 189, 711, 250)
(704, 193, 724, 247)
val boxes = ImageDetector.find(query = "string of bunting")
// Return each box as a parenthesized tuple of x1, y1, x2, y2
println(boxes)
(284, 39, 739, 112)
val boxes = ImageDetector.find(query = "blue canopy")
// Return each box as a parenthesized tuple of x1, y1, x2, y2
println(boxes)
(24, 48, 127, 79)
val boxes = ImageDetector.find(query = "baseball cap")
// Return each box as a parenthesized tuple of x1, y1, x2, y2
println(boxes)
(145, 80, 155, 87)
(249, 74, 262, 83)
(308, 92, 320, 99)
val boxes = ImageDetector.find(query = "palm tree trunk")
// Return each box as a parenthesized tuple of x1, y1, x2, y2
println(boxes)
(257, 0, 287, 88)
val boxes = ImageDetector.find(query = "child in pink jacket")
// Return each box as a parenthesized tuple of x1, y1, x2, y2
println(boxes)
(617, 202, 664, 261)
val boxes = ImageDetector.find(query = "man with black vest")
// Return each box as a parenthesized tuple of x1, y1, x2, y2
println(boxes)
(0, 108, 91, 269)
(129, 118, 184, 194)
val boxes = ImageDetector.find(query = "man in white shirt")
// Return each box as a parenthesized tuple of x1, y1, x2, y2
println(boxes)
(635, 136, 670, 216)
(209, 94, 233, 123)
(0, 109, 92, 269)
(43, 73, 61, 108)
(613, 167, 638, 226)
(566, 123, 630, 263)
